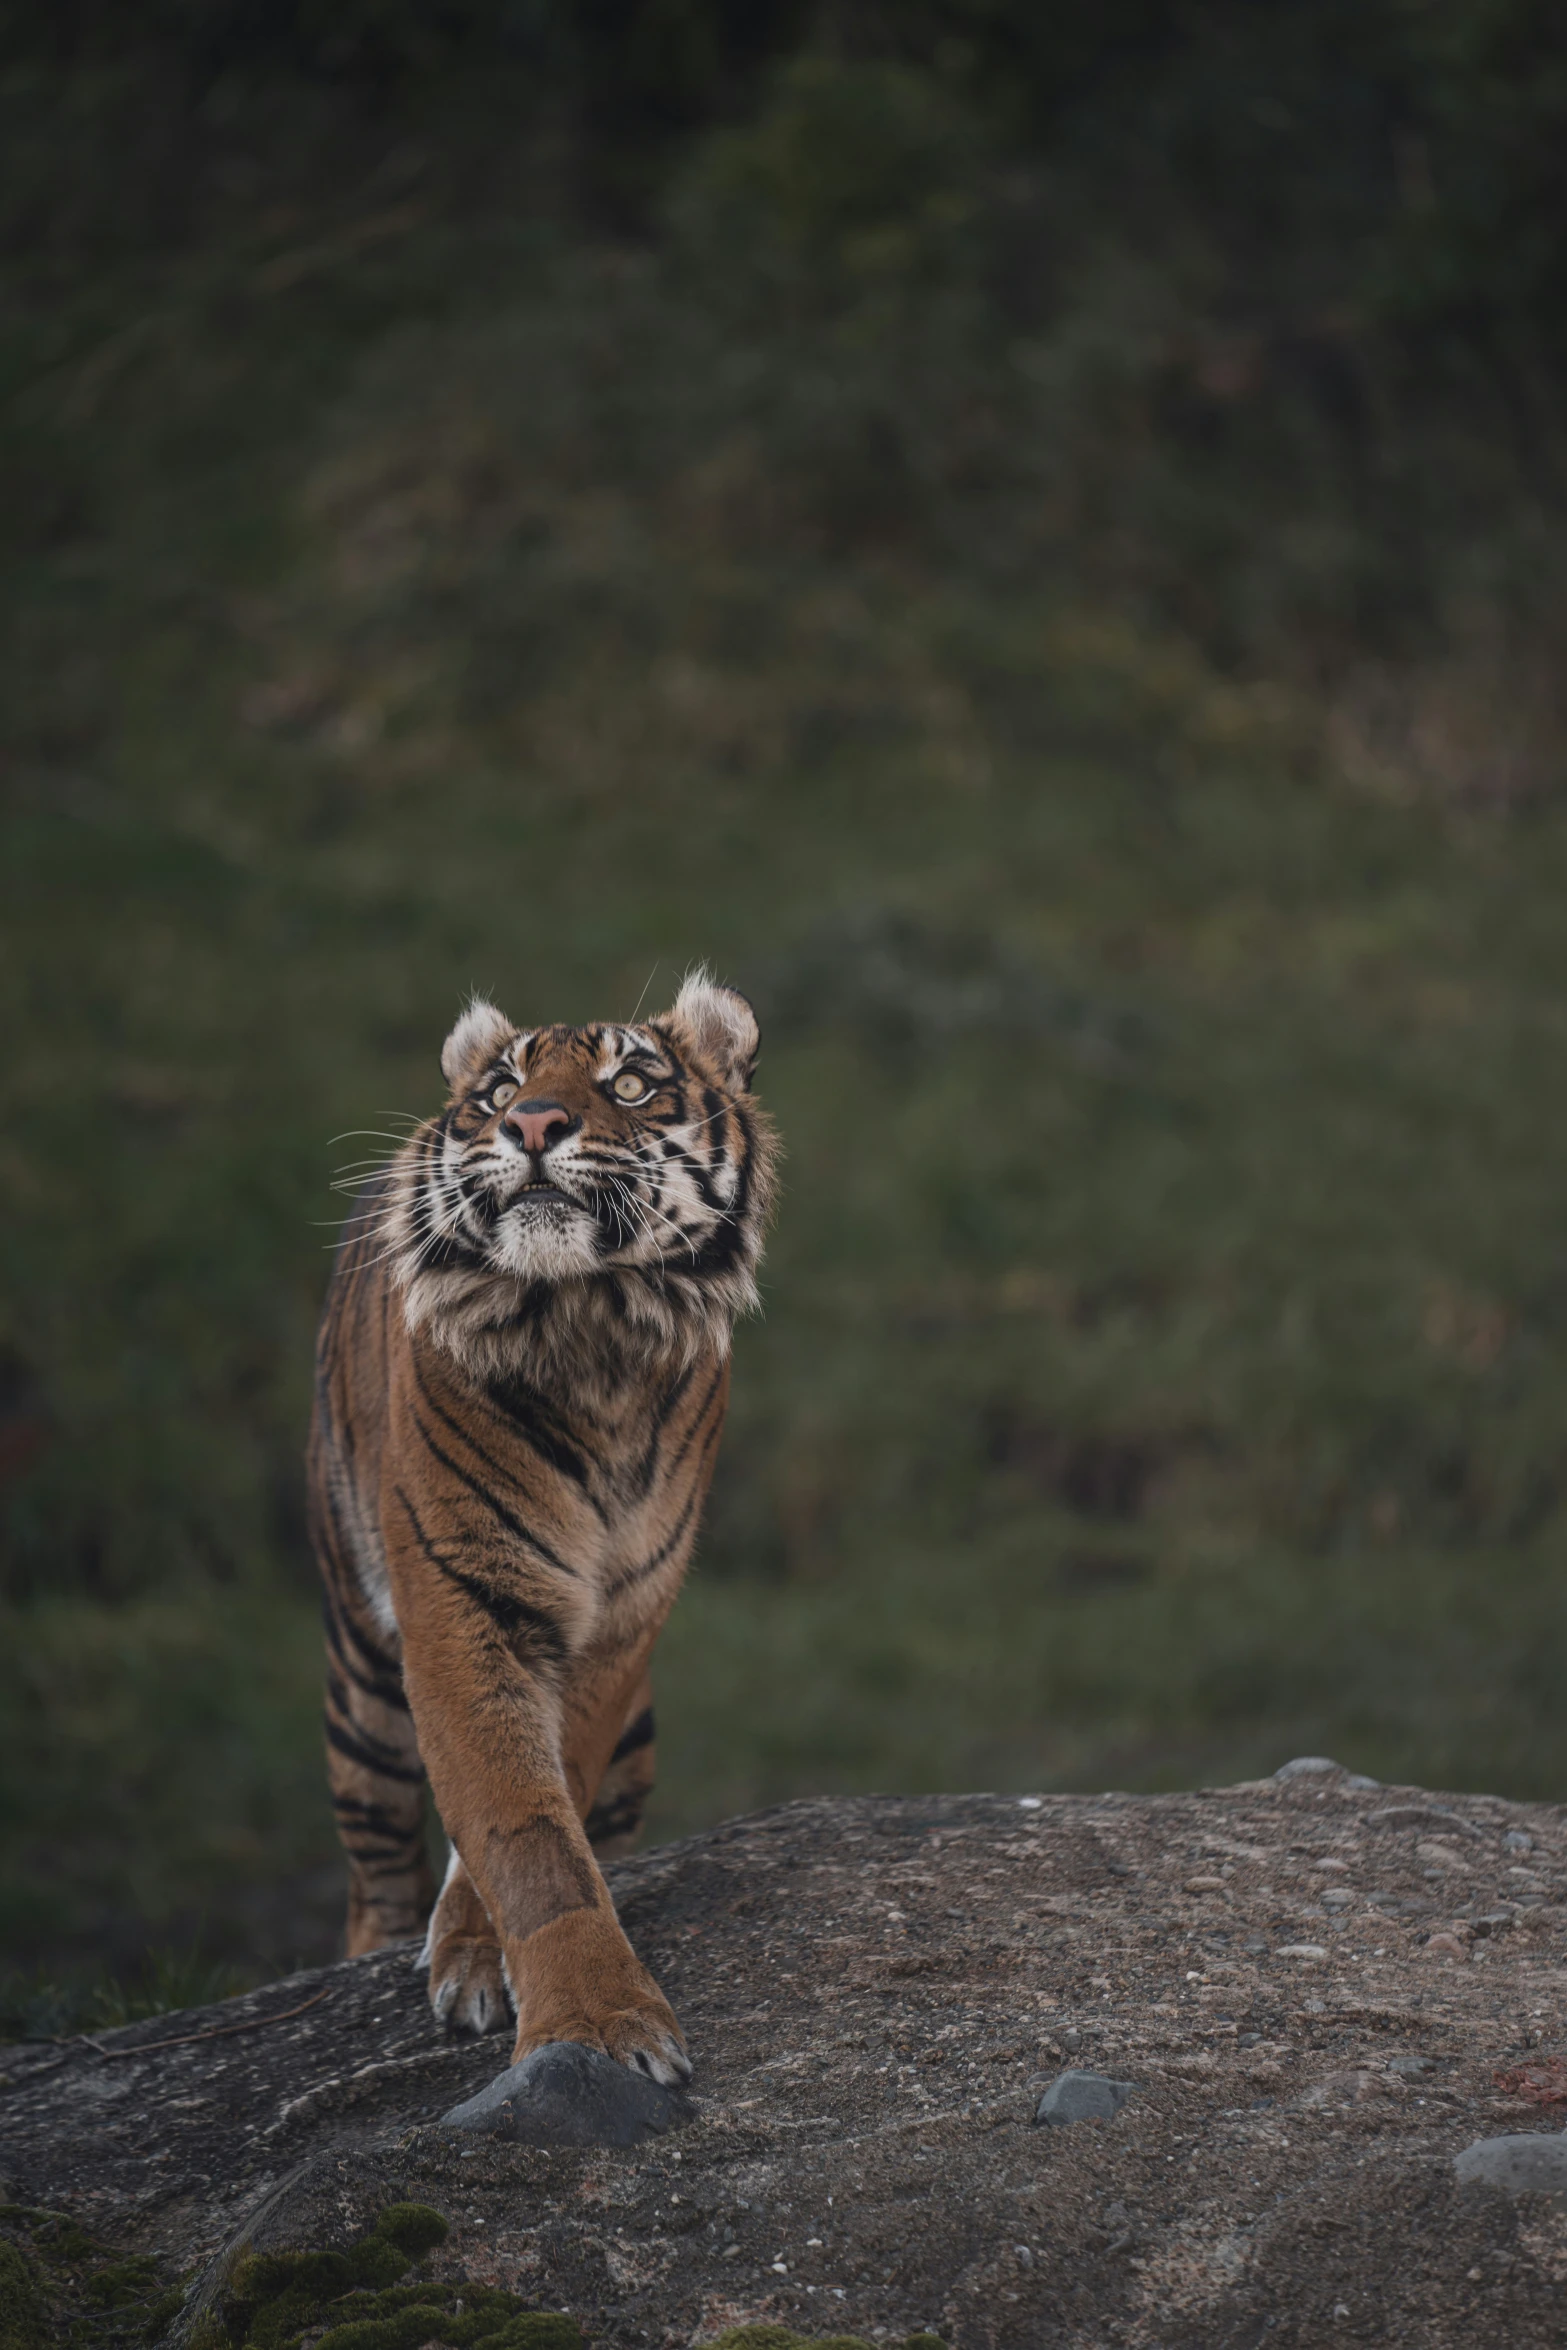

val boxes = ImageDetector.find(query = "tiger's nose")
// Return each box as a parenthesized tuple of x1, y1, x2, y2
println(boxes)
(505, 1099, 572, 1154)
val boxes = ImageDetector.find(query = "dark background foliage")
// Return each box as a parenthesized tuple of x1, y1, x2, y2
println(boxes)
(3, 0, 1566, 2019)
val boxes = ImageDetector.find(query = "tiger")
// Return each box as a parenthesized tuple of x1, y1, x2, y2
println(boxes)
(306, 971, 776, 2088)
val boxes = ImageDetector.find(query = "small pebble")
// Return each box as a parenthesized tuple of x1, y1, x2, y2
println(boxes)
(1364, 1804, 1486, 1842)
(1271, 1756, 1379, 1788)
(1420, 1933, 1470, 1964)
(1276, 1944, 1328, 1960)
(1034, 2070, 1139, 2127)
(1455, 2134, 1567, 2205)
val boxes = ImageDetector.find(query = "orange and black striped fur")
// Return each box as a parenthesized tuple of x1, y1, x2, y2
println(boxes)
(307, 974, 776, 2084)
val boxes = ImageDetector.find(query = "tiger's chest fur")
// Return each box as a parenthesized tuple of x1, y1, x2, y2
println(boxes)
(317, 1233, 730, 1650)
(378, 1310, 728, 1659)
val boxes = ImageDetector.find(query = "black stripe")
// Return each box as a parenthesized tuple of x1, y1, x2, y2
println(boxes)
(663, 1137, 722, 1211)
(321, 1594, 410, 1710)
(345, 1849, 428, 1879)
(332, 1794, 422, 1837)
(603, 1439, 713, 1600)
(338, 1824, 421, 1852)
(586, 1793, 647, 1843)
(324, 1713, 426, 1784)
(325, 1670, 415, 1753)
(609, 1705, 656, 1764)
(482, 1372, 599, 1499)
(663, 1364, 725, 1483)
(625, 1366, 695, 1498)
(415, 1350, 592, 1522)
(333, 1599, 405, 1687)
(686, 1214, 745, 1280)
(392, 1486, 569, 1669)
(409, 1405, 579, 1579)
(418, 1126, 487, 1267)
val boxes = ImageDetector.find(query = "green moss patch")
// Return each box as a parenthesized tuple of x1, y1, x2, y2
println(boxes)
(191, 2204, 581, 2350)
(0, 2238, 54, 2350)
(0, 2204, 180, 2347)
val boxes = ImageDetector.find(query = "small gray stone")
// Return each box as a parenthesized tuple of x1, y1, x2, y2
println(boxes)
(1034, 2070, 1139, 2127)
(1273, 1756, 1344, 1780)
(441, 2040, 688, 2147)
(1504, 1831, 1535, 1854)
(1387, 2055, 1435, 2076)
(1362, 1803, 1487, 1842)
(1454, 2133, 1567, 2205)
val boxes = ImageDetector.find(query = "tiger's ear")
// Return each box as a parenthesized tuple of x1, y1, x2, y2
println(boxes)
(441, 998, 514, 1092)
(658, 968, 760, 1094)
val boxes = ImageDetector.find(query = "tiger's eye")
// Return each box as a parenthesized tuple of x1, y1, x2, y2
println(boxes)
(490, 1081, 518, 1109)
(613, 1071, 649, 1102)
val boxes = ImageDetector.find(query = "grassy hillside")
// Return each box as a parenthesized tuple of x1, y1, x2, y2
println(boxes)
(3, 13, 1567, 2013)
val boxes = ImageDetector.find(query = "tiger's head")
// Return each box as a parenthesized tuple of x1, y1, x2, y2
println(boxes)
(383, 971, 777, 1370)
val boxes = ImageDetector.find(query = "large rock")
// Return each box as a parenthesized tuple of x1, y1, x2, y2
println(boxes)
(4, 1774, 1567, 2347)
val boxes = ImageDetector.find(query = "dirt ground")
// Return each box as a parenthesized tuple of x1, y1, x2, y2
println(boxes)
(4, 1766, 1566, 2346)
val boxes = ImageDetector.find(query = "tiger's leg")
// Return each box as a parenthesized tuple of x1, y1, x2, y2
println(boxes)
(322, 1587, 435, 1957)
(584, 1673, 656, 1857)
(400, 1576, 686, 2082)
(420, 1673, 653, 2039)
(424, 1671, 659, 2039)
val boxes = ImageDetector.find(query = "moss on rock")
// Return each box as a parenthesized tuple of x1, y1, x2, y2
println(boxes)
(0, 2203, 179, 2347)
(200, 2204, 582, 2350)
(0, 2239, 54, 2350)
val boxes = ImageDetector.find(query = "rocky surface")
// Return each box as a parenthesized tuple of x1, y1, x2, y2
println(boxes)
(4, 1768, 1567, 2346)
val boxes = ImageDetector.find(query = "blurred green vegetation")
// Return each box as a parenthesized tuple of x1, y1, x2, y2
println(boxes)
(3, 3, 1567, 2003)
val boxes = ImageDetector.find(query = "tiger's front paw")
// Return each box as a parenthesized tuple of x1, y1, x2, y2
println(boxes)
(429, 1928, 512, 2036)
(508, 1906, 691, 2088)
(424, 1854, 512, 2036)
